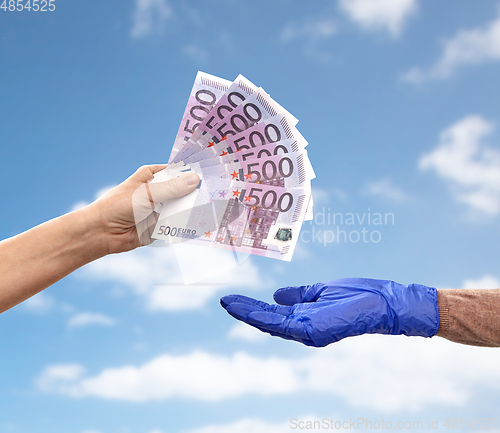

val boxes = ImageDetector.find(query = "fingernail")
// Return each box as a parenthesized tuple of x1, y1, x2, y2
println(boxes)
(184, 173, 200, 187)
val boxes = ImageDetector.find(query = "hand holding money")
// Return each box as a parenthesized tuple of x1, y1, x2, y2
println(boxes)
(95, 165, 200, 253)
(152, 72, 315, 261)
(0, 165, 200, 314)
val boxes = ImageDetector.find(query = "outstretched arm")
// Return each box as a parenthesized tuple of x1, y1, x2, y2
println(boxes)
(221, 278, 500, 348)
(0, 165, 199, 313)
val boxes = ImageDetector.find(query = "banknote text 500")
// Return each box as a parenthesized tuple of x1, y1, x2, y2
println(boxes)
(156, 226, 197, 237)
(246, 157, 294, 182)
(183, 90, 217, 136)
(245, 188, 294, 212)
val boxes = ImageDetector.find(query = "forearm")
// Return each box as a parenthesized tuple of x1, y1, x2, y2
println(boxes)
(436, 288, 500, 347)
(0, 205, 107, 313)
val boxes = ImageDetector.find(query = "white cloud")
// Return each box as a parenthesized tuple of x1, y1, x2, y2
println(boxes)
(311, 187, 347, 206)
(462, 275, 500, 290)
(363, 178, 406, 202)
(95, 186, 116, 199)
(81, 246, 267, 311)
(36, 351, 299, 402)
(36, 364, 85, 393)
(68, 312, 116, 328)
(339, 0, 417, 37)
(22, 292, 56, 314)
(183, 44, 209, 62)
(404, 10, 500, 82)
(228, 322, 267, 343)
(184, 418, 295, 433)
(419, 115, 500, 216)
(20, 292, 75, 316)
(71, 200, 90, 212)
(70, 185, 116, 212)
(184, 416, 349, 433)
(131, 0, 172, 39)
(36, 335, 500, 411)
(280, 18, 337, 43)
(279, 16, 337, 60)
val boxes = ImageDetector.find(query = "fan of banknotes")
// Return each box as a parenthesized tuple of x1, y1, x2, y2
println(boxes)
(150, 72, 315, 261)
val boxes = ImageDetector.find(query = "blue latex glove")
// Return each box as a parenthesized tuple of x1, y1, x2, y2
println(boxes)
(220, 278, 439, 347)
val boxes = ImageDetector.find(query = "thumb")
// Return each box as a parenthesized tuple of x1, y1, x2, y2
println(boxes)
(148, 172, 200, 204)
(273, 283, 326, 305)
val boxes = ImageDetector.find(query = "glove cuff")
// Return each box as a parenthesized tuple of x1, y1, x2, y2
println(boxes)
(393, 283, 440, 337)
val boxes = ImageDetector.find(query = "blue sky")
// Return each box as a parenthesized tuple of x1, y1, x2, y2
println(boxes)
(1, 0, 500, 432)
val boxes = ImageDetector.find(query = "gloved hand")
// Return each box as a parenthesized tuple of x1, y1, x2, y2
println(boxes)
(220, 278, 439, 347)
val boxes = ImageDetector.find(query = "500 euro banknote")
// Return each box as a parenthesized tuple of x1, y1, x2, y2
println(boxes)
(175, 74, 298, 164)
(184, 75, 259, 151)
(184, 134, 314, 219)
(172, 87, 291, 164)
(192, 151, 315, 190)
(181, 114, 307, 166)
(151, 173, 310, 261)
(168, 72, 231, 163)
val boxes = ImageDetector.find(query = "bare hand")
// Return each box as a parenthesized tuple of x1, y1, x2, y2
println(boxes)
(88, 165, 199, 254)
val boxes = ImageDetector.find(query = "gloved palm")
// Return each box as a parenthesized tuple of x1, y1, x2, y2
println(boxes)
(220, 278, 439, 347)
